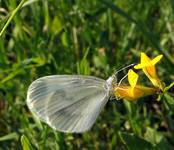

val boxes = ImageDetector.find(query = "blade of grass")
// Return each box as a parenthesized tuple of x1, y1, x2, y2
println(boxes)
(22, 0, 39, 7)
(21, 135, 33, 150)
(0, 0, 27, 37)
(0, 132, 18, 141)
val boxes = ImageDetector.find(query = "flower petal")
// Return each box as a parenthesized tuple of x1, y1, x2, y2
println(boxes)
(134, 63, 147, 69)
(128, 69, 138, 88)
(134, 52, 152, 69)
(140, 52, 152, 65)
(114, 85, 159, 101)
(151, 54, 163, 65)
(134, 52, 163, 89)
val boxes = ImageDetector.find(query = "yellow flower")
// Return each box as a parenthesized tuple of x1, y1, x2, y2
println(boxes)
(134, 52, 163, 89)
(114, 69, 159, 100)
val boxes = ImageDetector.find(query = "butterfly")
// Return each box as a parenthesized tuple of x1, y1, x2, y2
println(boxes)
(26, 64, 134, 133)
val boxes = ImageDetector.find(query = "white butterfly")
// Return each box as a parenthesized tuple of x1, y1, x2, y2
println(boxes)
(26, 64, 133, 133)
(27, 75, 115, 133)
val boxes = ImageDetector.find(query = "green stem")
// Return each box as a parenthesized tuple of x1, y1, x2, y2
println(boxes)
(0, 0, 27, 37)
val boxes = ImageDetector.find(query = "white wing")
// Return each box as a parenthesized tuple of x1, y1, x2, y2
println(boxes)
(27, 75, 110, 133)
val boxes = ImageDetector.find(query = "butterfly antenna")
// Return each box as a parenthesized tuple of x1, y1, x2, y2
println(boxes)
(115, 63, 135, 75)
(114, 64, 134, 91)
(117, 73, 128, 87)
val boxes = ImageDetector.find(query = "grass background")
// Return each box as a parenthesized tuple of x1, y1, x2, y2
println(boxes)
(0, 0, 174, 149)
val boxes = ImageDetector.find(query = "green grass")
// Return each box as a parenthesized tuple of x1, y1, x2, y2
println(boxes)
(1, 0, 174, 149)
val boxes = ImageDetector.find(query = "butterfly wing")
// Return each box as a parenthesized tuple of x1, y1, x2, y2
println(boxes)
(27, 75, 110, 133)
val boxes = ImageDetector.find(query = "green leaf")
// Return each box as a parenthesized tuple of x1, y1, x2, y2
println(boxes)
(164, 82, 174, 92)
(164, 93, 174, 105)
(21, 135, 33, 150)
(119, 132, 152, 150)
(155, 137, 173, 150)
(61, 31, 69, 47)
(123, 100, 132, 114)
(31, 112, 43, 130)
(22, 0, 39, 7)
(0, 132, 18, 141)
(51, 16, 62, 34)
(144, 127, 163, 145)
(0, 57, 45, 84)
(144, 127, 173, 149)
(77, 48, 90, 75)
